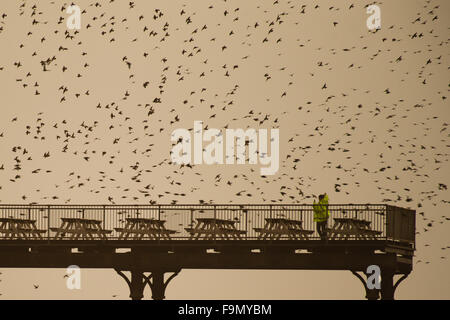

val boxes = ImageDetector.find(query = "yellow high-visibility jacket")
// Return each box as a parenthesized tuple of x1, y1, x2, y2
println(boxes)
(313, 194, 330, 222)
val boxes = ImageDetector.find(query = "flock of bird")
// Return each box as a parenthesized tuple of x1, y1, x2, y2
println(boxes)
(0, 0, 448, 297)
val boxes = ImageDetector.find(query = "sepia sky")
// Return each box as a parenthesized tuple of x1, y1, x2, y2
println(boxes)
(0, 0, 449, 299)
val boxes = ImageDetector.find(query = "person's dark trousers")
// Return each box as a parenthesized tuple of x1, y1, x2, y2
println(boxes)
(316, 221, 328, 241)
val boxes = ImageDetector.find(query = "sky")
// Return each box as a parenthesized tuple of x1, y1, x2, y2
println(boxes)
(0, 0, 449, 299)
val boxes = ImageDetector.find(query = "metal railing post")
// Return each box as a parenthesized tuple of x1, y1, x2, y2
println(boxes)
(384, 205, 387, 241)
(386, 204, 390, 241)
(413, 209, 416, 249)
(389, 207, 397, 241)
(103, 205, 106, 235)
(47, 205, 50, 241)
(190, 209, 194, 240)
(158, 205, 161, 243)
(214, 205, 217, 242)
(245, 208, 248, 239)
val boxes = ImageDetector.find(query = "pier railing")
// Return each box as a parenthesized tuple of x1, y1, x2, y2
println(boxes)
(0, 204, 415, 245)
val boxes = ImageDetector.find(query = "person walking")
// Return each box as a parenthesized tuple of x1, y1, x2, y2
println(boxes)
(313, 193, 330, 242)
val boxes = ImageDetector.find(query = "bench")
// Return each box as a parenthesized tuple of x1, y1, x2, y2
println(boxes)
(327, 218, 382, 240)
(186, 218, 246, 240)
(115, 218, 177, 240)
(254, 218, 313, 240)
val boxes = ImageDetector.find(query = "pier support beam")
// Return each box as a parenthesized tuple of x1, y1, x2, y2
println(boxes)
(381, 270, 410, 300)
(115, 268, 181, 300)
(145, 269, 181, 300)
(115, 269, 149, 300)
(380, 269, 394, 300)
(352, 269, 410, 300)
(351, 271, 380, 300)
